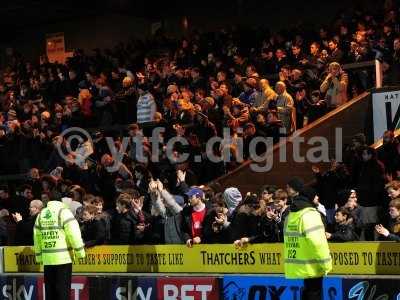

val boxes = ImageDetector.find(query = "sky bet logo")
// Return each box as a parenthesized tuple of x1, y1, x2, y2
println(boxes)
(0, 276, 89, 300)
(115, 280, 153, 300)
(2, 278, 35, 300)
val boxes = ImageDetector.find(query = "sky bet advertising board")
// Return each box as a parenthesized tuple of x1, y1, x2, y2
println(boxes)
(1, 274, 400, 299)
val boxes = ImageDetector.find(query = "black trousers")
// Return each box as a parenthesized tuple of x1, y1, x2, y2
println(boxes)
(303, 277, 323, 300)
(44, 263, 72, 300)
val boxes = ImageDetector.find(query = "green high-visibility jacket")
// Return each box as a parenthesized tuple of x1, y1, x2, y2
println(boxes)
(33, 201, 85, 265)
(283, 207, 332, 279)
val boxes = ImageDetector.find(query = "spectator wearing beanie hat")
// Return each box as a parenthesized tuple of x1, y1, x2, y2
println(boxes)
(223, 187, 242, 217)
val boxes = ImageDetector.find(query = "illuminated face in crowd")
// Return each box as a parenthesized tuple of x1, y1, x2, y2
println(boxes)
(389, 206, 400, 219)
(394, 39, 400, 51)
(189, 195, 201, 207)
(328, 41, 337, 51)
(292, 46, 301, 56)
(24, 189, 33, 200)
(273, 197, 287, 212)
(334, 211, 347, 224)
(387, 188, 400, 200)
(310, 44, 319, 55)
(95, 202, 103, 214)
(261, 190, 274, 203)
(346, 191, 358, 209)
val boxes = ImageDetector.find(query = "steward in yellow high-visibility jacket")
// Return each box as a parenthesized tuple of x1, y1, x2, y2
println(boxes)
(34, 200, 85, 300)
(284, 190, 332, 300)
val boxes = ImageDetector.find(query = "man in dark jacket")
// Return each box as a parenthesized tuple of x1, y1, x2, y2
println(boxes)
(80, 205, 106, 247)
(129, 190, 155, 244)
(0, 186, 12, 211)
(12, 200, 43, 245)
(356, 147, 385, 241)
(377, 130, 400, 178)
(326, 207, 359, 242)
(11, 185, 34, 219)
(312, 160, 350, 225)
(111, 193, 136, 244)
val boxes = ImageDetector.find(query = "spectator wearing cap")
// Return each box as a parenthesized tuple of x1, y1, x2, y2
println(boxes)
(238, 78, 257, 106)
(180, 187, 207, 247)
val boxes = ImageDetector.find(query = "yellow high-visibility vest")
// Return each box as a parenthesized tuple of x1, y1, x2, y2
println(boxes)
(284, 207, 332, 279)
(34, 201, 85, 265)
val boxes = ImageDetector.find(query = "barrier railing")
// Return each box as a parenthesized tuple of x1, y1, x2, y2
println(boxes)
(2, 242, 400, 275)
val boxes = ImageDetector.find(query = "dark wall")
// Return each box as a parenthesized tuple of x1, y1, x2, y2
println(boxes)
(0, 14, 151, 63)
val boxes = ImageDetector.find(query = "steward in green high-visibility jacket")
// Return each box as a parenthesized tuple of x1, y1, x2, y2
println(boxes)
(34, 200, 85, 300)
(34, 200, 85, 264)
(284, 193, 332, 300)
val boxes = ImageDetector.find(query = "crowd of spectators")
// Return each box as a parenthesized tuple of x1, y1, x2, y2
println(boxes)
(0, 4, 399, 246)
